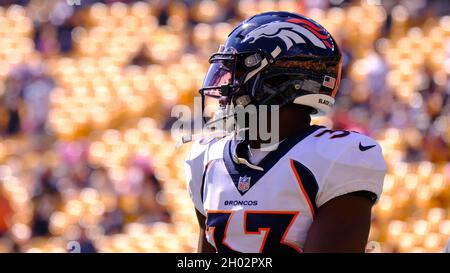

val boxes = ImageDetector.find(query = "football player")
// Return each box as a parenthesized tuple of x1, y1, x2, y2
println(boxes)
(185, 12, 387, 253)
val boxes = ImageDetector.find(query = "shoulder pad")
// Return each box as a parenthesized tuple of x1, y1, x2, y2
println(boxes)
(292, 128, 387, 207)
(312, 129, 386, 171)
(184, 136, 229, 216)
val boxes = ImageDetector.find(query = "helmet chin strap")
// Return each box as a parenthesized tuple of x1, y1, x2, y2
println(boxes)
(228, 92, 265, 172)
(232, 152, 264, 171)
(231, 129, 264, 172)
(176, 106, 264, 172)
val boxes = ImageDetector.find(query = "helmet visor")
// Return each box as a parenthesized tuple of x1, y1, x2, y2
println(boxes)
(201, 59, 234, 98)
(199, 48, 264, 101)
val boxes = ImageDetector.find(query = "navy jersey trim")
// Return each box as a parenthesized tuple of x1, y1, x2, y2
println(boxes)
(200, 161, 214, 204)
(290, 159, 319, 216)
(223, 125, 324, 196)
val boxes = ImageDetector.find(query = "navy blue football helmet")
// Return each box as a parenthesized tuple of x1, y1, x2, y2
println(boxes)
(199, 11, 342, 116)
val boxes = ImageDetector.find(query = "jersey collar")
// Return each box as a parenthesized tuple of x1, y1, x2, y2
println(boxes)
(223, 125, 324, 195)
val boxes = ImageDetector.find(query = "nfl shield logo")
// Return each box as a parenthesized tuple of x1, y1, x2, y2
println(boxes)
(238, 176, 251, 192)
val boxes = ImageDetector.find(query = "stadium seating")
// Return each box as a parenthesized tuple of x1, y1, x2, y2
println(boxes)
(0, 1, 448, 252)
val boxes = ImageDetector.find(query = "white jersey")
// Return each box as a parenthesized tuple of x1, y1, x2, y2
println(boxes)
(185, 125, 387, 253)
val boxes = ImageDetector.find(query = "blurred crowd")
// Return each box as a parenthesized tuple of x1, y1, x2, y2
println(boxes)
(0, 0, 449, 252)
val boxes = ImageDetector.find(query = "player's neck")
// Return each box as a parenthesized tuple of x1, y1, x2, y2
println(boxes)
(249, 105, 311, 149)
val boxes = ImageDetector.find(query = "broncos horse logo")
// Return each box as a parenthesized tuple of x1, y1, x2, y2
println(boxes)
(242, 18, 333, 51)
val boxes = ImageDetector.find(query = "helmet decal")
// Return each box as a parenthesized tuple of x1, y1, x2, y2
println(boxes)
(286, 18, 334, 50)
(242, 20, 333, 51)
